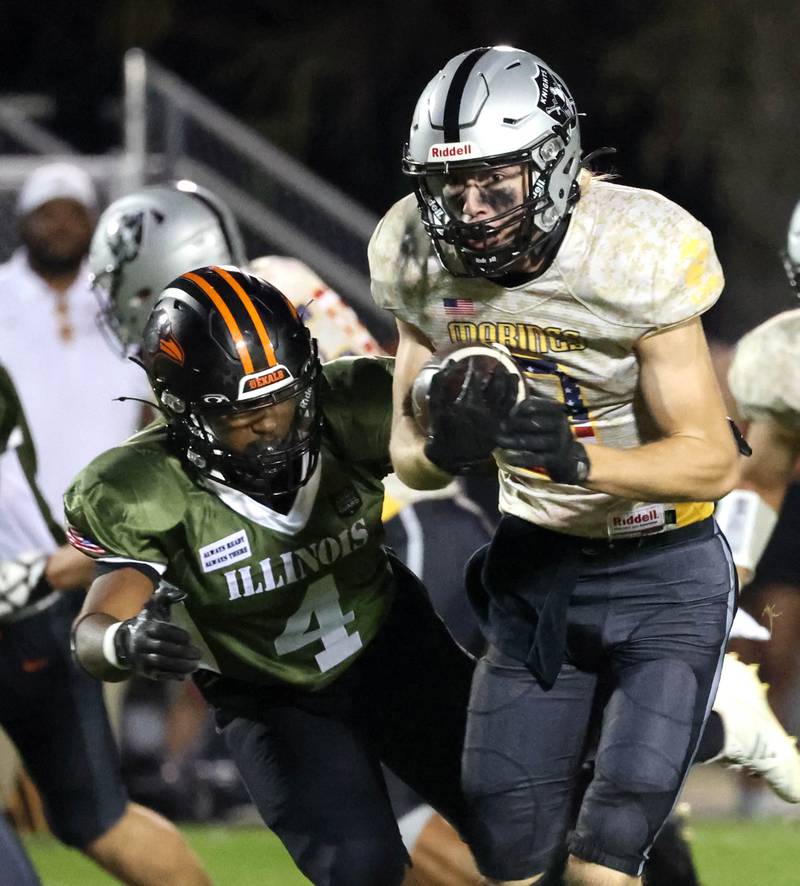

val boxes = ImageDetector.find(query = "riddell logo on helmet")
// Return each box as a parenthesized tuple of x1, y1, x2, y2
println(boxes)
(238, 364, 294, 400)
(428, 142, 476, 160)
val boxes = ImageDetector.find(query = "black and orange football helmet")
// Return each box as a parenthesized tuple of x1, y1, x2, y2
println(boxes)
(140, 265, 321, 497)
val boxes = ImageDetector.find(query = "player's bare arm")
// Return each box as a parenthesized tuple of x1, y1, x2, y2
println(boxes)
(72, 567, 156, 681)
(581, 317, 739, 501)
(390, 317, 453, 490)
(45, 544, 95, 590)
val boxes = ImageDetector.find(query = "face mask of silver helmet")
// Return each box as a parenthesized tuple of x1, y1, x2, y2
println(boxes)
(140, 266, 322, 499)
(89, 181, 246, 355)
(783, 198, 800, 293)
(403, 46, 582, 278)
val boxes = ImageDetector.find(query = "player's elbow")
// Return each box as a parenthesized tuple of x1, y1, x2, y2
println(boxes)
(389, 438, 452, 491)
(703, 441, 740, 501)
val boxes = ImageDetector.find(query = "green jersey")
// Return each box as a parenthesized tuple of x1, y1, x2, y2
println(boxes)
(65, 357, 397, 691)
(0, 364, 64, 558)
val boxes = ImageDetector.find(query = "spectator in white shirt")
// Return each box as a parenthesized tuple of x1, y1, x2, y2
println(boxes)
(0, 163, 147, 520)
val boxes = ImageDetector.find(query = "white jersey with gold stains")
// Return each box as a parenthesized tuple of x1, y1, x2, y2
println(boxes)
(247, 256, 425, 519)
(728, 308, 800, 435)
(369, 173, 724, 538)
(248, 256, 382, 362)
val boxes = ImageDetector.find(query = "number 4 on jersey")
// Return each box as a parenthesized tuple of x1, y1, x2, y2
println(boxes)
(273, 575, 363, 673)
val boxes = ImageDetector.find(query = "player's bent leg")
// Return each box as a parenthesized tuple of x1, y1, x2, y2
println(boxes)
(221, 710, 408, 886)
(85, 802, 211, 886)
(564, 857, 639, 885)
(402, 810, 483, 885)
(0, 594, 212, 884)
(461, 649, 598, 884)
(709, 652, 800, 802)
(483, 877, 546, 885)
(569, 658, 707, 880)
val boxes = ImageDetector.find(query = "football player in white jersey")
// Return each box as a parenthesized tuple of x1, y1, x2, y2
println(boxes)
(368, 45, 794, 886)
(716, 197, 800, 769)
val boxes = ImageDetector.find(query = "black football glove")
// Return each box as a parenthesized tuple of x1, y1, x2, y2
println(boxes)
(424, 356, 520, 474)
(496, 396, 591, 485)
(115, 584, 202, 681)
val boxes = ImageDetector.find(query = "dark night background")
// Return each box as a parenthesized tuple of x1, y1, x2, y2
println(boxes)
(2, 0, 799, 342)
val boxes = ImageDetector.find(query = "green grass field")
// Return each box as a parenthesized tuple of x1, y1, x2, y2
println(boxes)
(21, 819, 800, 885)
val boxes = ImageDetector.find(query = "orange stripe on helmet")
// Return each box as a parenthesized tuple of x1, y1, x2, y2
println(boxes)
(213, 266, 277, 367)
(182, 271, 254, 374)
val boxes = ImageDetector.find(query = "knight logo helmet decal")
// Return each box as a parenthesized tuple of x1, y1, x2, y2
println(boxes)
(534, 65, 575, 126)
(106, 210, 145, 264)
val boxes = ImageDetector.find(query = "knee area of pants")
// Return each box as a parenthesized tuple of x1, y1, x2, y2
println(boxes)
(313, 839, 407, 886)
(599, 660, 698, 793)
(461, 750, 567, 880)
(573, 795, 653, 865)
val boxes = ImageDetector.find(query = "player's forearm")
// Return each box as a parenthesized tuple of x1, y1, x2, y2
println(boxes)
(45, 545, 95, 591)
(583, 433, 739, 501)
(71, 612, 131, 682)
(390, 414, 454, 490)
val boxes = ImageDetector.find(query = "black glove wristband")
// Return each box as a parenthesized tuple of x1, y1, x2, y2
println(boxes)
(114, 620, 134, 669)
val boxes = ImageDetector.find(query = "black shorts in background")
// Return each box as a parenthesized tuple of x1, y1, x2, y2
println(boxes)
(0, 592, 128, 848)
(749, 482, 800, 589)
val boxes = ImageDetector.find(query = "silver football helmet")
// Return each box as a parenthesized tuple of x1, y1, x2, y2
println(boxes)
(89, 181, 246, 354)
(403, 46, 581, 278)
(783, 198, 800, 293)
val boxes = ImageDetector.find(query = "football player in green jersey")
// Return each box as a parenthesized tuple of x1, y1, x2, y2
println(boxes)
(68, 266, 475, 886)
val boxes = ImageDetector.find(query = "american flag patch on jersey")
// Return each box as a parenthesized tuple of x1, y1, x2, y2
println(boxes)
(443, 298, 475, 316)
(66, 526, 108, 557)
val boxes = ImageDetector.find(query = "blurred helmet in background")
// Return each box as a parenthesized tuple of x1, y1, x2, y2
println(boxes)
(89, 181, 246, 354)
(783, 198, 800, 293)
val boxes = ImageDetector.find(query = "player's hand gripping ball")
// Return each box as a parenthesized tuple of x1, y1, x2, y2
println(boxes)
(411, 342, 525, 474)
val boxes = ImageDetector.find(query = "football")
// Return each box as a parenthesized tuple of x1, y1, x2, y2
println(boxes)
(410, 342, 525, 435)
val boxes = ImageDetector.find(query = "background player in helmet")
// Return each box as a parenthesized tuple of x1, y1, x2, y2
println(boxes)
(91, 179, 247, 356)
(716, 197, 800, 788)
(68, 266, 477, 886)
(370, 44, 748, 886)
